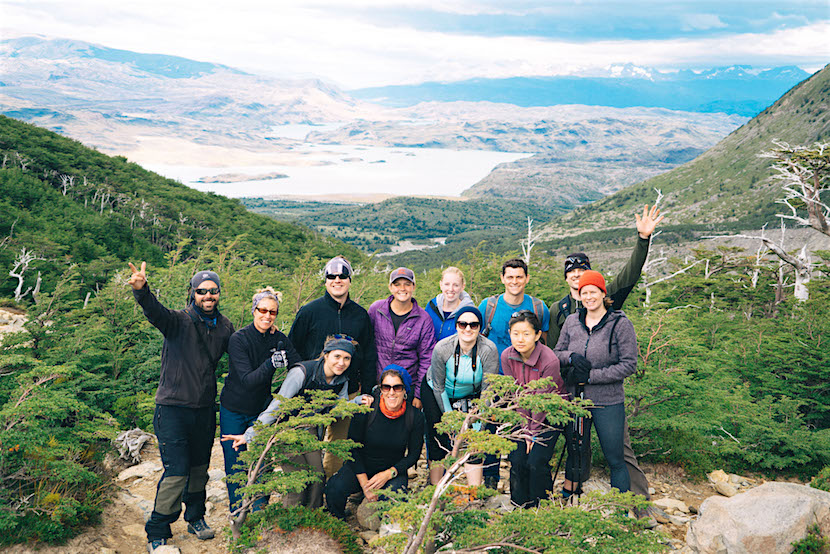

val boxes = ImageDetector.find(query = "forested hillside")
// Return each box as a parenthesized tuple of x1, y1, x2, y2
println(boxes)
(0, 115, 360, 299)
(549, 64, 830, 237)
(0, 116, 828, 548)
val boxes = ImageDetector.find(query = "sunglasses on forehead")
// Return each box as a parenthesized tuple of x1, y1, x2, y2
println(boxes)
(255, 307, 278, 316)
(456, 320, 480, 330)
(194, 287, 220, 295)
(380, 383, 405, 392)
(326, 273, 350, 280)
(332, 333, 354, 342)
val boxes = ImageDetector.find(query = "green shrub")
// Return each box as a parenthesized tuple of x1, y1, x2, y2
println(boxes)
(810, 467, 830, 492)
(792, 525, 830, 554)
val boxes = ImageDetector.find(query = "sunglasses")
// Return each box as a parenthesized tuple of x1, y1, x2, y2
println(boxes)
(333, 333, 355, 342)
(456, 320, 481, 330)
(380, 383, 405, 393)
(326, 273, 350, 280)
(195, 287, 220, 295)
(511, 310, 535, 318)
(255, 307, 278, 316)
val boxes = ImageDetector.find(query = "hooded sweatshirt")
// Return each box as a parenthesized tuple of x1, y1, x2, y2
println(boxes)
(553, 309, 637, 406)
(425, 291, 475, 341)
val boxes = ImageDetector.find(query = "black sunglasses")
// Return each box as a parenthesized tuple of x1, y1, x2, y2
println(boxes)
(456, 320, 481, 330)
(255, 307, 278, 316)
(511, 309, 535, 318)
(195, 287, 220, 295)
(326, 273, 350, 280)
(333, 333, 354, 342)
(380, 383, 405, 392)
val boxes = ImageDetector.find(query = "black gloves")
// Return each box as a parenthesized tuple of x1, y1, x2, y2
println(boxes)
(565, 354, 592, 385)
(270, 348, 288, 369)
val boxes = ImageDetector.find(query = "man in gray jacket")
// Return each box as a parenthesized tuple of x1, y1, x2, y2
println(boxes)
(129, 262, 234, 552)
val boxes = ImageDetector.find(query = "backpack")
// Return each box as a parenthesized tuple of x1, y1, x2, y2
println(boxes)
(481, 294, 545, 337)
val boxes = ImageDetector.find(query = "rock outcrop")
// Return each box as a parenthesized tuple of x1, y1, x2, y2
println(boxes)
(686, 482, 830, 553)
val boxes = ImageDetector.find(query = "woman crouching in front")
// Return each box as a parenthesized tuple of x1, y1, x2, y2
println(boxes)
(502, 310, 567, 508)
(221, 335, 371, 509)
(325, 365, 425, 518)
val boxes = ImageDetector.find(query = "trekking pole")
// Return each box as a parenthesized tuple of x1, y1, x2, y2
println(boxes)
(551, 433, 567, 487)
(573, 383, 586, 501)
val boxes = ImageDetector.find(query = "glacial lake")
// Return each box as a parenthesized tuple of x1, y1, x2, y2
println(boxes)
(144, 143, 530, 199)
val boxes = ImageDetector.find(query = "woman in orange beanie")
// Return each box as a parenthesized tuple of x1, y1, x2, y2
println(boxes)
(554, 269, 640, 496)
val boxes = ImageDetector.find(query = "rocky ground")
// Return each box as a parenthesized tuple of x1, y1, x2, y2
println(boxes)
(4, 427, 801, 554)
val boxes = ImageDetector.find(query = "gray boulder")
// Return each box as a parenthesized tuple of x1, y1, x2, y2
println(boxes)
(686, 482, 830, 553)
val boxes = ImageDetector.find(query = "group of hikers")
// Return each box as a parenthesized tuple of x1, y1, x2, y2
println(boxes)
(128, 205, 663, 552)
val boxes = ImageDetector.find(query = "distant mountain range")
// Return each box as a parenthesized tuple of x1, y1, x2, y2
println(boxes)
(0, 36, 383, 156)
(0, 35, 749, 207)
(545, 64, 830, 238)
(349, 64, 811, 117)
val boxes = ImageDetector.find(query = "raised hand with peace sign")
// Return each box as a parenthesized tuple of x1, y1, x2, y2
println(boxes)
(128, 261, 147, 290)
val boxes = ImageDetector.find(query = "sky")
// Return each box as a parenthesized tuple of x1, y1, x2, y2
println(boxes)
(1, 0, 828, 88)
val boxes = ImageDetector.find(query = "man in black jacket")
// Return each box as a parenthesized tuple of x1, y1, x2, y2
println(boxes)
(288, 255, 377, 476)
(129, 262, 234, 552)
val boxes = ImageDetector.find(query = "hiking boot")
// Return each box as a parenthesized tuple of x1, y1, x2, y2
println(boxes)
(633, 507, 658, 529)
(483, 476, 499, 490)
(147, 538, 167, 552)
(187, 518, 215, 540)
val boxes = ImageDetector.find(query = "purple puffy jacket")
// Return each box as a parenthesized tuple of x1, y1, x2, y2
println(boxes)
(368, 296, 436, 399)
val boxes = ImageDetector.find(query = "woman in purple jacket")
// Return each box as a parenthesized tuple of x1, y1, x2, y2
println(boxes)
(554, 270, 639, 496)
(501, 310, 567, 508)
(368, 267, 436, 409)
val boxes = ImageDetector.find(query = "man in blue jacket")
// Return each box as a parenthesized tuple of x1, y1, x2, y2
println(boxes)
(129, 262, 234, 553)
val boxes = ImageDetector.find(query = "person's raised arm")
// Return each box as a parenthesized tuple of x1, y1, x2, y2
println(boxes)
(128, 261, 175, 334)
(608, 205, 665, 308)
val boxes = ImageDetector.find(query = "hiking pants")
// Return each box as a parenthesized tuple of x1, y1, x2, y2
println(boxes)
(145, 404, 214, 542)
(565, 403, 630, 493)
(324, 463, 409, 519)
(219, 406, 268, 513)
(281, 448, 325, 509)
(564, 410, 648, 498)
(508, 429, 560, 508)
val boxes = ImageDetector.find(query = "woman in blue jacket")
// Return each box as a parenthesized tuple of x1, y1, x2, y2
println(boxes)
(426, 267, 475, 341)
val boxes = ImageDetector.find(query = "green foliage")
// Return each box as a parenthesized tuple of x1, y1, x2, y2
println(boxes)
(243, 196, 565, 255)
(810, 467, 830, 492)
(623, 248, 830, 477)
(0, 355, 116, 544)
(229, 504, 363, 554)
(0, 115, 361, 300)
(227, 389, 370, 530)
(792, 525, 830, 554)
(453, 492, 662, 553)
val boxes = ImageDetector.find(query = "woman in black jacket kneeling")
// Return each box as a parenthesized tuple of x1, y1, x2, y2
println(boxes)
(325, 365, 424, 518)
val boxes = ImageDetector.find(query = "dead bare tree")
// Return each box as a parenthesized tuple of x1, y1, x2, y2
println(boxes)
(519, 216, 540, 265)
(762, 141, 830, 237)
(9, 248, 45, 302)
(59, 174, 75, 196)
(705, 220, 812, 302)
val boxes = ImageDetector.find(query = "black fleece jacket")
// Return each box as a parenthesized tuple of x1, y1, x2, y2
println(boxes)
(288, 292, 377, 394)
(220, 323, 301, 415)
(133, 284, 234, 409)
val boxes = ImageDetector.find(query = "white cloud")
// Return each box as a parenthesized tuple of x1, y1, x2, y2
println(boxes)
(681, 13, 728, 31)
(1, 1, 827, 88)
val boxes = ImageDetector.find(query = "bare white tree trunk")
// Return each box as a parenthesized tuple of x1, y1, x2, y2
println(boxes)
(9, 248, 44, 302)
(59, 174, 74, 196)
(520, 216, 538, 265)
